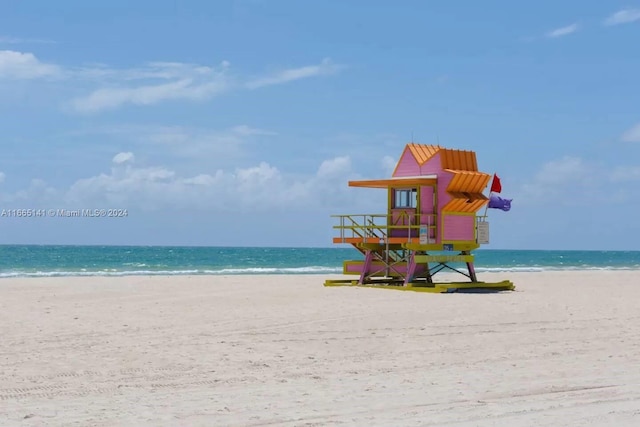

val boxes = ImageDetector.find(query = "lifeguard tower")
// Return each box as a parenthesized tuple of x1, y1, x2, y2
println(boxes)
(325, 143, 514, 293)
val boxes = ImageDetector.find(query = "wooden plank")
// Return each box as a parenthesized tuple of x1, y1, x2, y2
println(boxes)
(414, 254, 474, 263)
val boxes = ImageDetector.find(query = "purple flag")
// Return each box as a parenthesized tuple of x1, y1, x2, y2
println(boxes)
(488, 195, 512, 212)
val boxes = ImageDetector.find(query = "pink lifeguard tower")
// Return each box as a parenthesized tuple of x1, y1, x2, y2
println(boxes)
(325, 143, 514, 293)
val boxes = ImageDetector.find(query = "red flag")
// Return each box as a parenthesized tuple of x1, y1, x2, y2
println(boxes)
(490, 174, 502, 193)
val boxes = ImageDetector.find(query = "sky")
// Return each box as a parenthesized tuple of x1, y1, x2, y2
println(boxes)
(1, 0, 640, 250)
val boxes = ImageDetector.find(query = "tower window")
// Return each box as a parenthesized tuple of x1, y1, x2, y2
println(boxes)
(394, 189, 417, 208)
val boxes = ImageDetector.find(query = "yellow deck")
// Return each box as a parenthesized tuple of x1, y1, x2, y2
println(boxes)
(324, 279, 515, 293)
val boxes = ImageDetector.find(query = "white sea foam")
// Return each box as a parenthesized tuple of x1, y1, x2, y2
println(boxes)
(214, 266, 340, 274)
(2, 264, 640, 279)
(0, 266, 343, 278)
(475, 265, 640, 273)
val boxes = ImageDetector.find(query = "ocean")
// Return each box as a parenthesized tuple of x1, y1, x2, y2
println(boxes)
(0, 245, 639, 278)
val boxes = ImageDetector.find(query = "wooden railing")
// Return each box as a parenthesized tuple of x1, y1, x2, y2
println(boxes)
(331, 213, 437, 243)
(333, 213, 491, 245)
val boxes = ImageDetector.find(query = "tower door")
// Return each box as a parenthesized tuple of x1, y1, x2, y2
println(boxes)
(390, 188, 418, 237)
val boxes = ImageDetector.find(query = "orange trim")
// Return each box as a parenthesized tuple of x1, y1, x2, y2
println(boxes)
(387, 237, 411, 244)
(442, 198, 487, 212)
(349, 177, 437, 188)
(333, 237, 361, 244)
(332, 237, 382, 244)
(446, 170, 491, 193)
(332, 236, 420, 245)
(447, 191, 488, 201)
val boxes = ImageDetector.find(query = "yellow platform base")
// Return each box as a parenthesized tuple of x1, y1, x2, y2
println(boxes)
(324, 279, 515, 293)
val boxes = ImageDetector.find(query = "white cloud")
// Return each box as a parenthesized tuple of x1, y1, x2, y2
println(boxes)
(621, 123, 640, 143)
(0, 171, 5, 183)
(112, 152, 135, 164)
(381, 156, 397, 175)
(60, 153, 360, 212)
(67, 166, 180, 209)
(182, 173, 219, 186)
(546, 23, 579, 38)
(68, 61, 230, 83)
(0, 36, 55, 45)
(235, 162, 283, 197)
(0, 50, 60, 79)
(65, 124, 278, 169)
(533, 156, 588, 184)
(604, 9, 640, 26)
(314, 132, 405, 173)
(231, 124, 277, 136)
(2, 178, 58, 204)
(2, 51, 344, 113)
(521, 156, 593, 205)
(520, 155, 640, 207)
(0, 149, 379, 231)
(133, 124, 274, 159)
(609, 166, 640, 182)
(317, 156, 351, 178)
(245, 58, 343, 89)
(70, 67, 230, 114)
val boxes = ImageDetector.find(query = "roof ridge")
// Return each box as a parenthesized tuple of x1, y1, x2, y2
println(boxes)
(405, 143, 441, 166)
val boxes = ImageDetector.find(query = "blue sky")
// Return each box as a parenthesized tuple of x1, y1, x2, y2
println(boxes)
(1, 1, 640, 249)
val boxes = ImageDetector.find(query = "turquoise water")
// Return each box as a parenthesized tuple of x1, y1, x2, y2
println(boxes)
(0, 245, 639, 278)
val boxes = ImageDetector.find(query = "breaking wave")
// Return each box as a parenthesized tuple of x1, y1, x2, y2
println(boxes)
(0, 266, 343, 278)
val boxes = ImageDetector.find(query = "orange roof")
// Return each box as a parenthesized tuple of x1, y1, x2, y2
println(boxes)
(406, 143, 441, 165)
(403, 143, 478, 171)
(440, 149, 478, 171)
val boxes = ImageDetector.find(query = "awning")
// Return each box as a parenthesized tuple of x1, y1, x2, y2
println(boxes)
(445, 170, 491, 193)
(443, 192, 488, 213)
(348, 176, 437, 189)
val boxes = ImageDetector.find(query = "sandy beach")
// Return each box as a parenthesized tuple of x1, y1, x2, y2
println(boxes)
(1, 271, 639, 426)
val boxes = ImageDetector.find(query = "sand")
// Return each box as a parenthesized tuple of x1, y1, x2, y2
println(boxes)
(1, 271, 639, 426)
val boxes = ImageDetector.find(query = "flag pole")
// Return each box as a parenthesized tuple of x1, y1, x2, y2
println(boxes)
(483, 172, 496, 218)
(483, 192, 492, 218)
